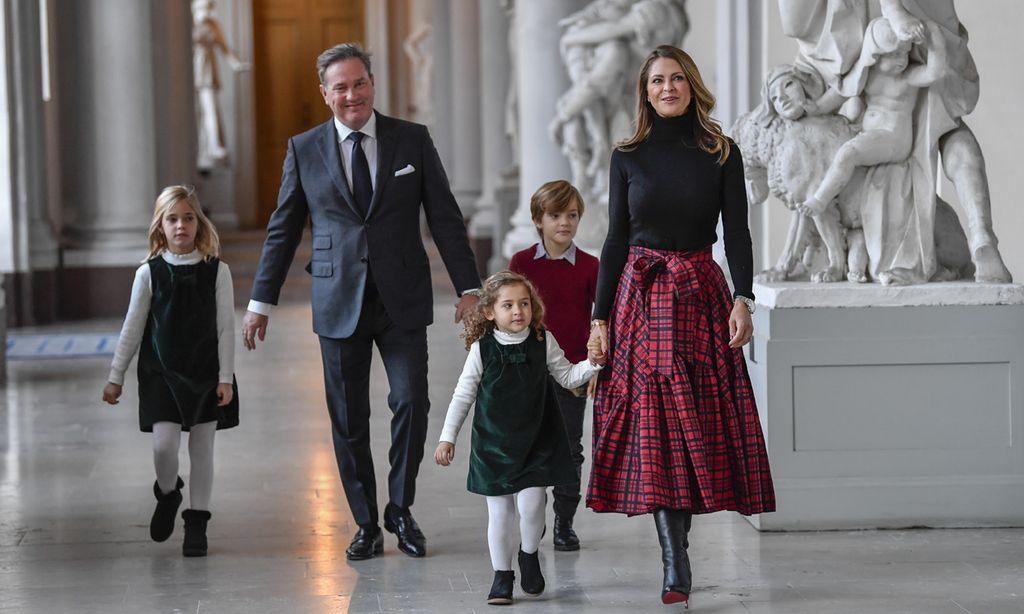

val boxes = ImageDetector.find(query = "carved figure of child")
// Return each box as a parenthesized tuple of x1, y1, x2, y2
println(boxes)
(797, 17, 946, 218)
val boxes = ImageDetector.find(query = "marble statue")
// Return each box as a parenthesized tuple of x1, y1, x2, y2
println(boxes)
(192, 0, 248, 170)
(550, 0, 688, 249)
(758, 0, 1011, 284)
(502, 0, 520, 166)
(403, 22, 434, 126)
(733, 63, 972, 284)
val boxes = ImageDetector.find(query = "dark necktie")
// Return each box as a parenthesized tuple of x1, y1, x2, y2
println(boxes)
(349, 131, 372, 218)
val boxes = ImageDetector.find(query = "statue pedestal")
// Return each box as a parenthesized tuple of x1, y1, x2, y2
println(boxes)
(747, 282, 1024, 530)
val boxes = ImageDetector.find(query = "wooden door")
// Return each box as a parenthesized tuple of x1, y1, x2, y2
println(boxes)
(253, 0, 365, 226)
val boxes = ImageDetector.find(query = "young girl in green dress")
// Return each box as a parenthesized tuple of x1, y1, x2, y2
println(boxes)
(102, 185, 239, 557)
(435, 271, 601, 605)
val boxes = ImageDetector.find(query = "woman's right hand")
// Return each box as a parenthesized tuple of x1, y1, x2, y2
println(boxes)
(102, 382, 122, 405)
(434, 442, 455, 466)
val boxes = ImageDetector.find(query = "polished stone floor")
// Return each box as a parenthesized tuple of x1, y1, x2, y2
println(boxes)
(3, 268, 1024, 612)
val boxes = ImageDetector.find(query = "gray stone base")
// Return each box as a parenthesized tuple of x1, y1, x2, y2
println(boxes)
(746, 282, 1024, 530)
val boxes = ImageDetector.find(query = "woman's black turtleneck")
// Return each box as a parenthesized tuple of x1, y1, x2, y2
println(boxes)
(593, 108, 754, 320)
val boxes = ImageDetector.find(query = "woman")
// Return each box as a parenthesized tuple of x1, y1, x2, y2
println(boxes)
(587, 45, 775, 608)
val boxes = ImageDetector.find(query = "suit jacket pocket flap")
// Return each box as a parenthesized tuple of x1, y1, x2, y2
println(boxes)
(311, 261, 333, 277)
(313, 235, 332, 249)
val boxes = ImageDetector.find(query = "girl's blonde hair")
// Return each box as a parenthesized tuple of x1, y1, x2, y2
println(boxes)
(618, 44, 731, 164)
(146, 185, 221, 260)
(462, 271, 546, 350)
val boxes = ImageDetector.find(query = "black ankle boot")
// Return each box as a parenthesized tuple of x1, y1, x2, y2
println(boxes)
(553, 514, 580, 551)
(182, 509, 212, 557)
(150, 476, 184, 542)
(653, 508, 692, 607)
(518, 548, 545, 596)
(487, 570, 514, 605)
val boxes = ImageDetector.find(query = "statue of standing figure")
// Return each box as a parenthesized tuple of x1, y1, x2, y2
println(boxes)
(403, 22, 435, 127)
(550, 0, 689, 250)
(193, 0, 249, 171)
(747, 0, 1010, 284)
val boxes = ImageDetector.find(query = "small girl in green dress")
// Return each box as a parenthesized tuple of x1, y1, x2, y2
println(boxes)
(435, 271, 602, 605)
(102, 185, 238, 557)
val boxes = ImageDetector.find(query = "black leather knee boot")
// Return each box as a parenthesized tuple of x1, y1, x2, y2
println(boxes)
(653, 508, 692, 607)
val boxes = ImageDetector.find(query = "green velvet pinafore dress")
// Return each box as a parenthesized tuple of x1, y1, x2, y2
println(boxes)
(137, 256, 239, 432)
(467, 331, 576, 496)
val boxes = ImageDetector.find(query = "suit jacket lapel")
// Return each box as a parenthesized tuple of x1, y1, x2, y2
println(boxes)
(316, 120, 361, 217)
(368, 112, 397, 219)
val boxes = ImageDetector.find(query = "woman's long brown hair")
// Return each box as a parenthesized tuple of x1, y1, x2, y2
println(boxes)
(618, 44, 731, 164)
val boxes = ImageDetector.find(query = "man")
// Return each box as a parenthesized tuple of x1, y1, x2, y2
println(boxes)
(242, 43, 480, 560)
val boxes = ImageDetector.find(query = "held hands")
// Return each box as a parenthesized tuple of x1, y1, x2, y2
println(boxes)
(587, 320, 608, 366)
(217, 382, 234, 407)
(434, 442, 455, 466)
(102, 382, 123, 405)
(242, 310, 268, 351)
(455, 294, 479, 324)
(728, 301, 754, 348)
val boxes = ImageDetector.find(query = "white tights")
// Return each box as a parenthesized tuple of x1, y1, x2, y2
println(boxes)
(152, 421, 216, 511)
(485, 487, 547, 571)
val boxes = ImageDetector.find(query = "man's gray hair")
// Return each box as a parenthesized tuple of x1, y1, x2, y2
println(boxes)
(317, 43, 372, 84)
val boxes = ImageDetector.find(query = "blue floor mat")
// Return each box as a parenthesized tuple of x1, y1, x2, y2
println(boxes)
(6, 333, 119, 359)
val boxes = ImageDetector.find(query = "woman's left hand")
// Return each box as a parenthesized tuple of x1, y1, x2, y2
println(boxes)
(728, 301, 753, 348)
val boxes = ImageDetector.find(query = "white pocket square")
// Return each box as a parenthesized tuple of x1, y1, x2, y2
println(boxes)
(394, 164, 416, 177)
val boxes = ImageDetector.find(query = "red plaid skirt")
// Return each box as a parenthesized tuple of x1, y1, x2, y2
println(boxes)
(587, 246, 775, 516)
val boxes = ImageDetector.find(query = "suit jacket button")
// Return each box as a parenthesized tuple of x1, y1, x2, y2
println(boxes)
(360, 257, 368, 263)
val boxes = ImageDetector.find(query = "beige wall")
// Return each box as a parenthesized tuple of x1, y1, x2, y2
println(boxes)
(755, 0, 1024, 280)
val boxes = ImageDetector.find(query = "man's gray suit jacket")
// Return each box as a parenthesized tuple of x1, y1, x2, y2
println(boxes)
(251, 111, 480, 338)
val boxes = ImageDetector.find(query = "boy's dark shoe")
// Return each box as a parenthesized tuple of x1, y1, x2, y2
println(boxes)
(181, 509, 212, 557)
(552, 514, 580, 551)
(150, 476, 184, 542)
(346, 526, 384, 560)
(487, 570, 515, 605)
(518, 549, 545, 596)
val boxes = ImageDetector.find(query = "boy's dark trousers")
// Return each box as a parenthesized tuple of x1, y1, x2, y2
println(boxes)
(551, 378, 587, 518)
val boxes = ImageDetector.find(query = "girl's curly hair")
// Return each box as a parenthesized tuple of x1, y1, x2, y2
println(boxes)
(461, 271, 546, 350)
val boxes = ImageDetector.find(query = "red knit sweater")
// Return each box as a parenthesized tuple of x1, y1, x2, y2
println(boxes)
(509, 243, 599, 364)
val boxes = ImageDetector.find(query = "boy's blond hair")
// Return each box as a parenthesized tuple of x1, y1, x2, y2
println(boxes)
(146, 185, 221, 261)
(530, 180, 585, 238)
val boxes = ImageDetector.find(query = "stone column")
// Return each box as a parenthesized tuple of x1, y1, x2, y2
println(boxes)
(1, 0, 60, 326)
(58, 0, 194, 319)
(469, 0, 513, 274)
(429, 0, 454, 171)
(447, 0, 482, 217)
(502, 0, 588, 259)
(365, 0, 391, 115)
(717, 0, 766, 274)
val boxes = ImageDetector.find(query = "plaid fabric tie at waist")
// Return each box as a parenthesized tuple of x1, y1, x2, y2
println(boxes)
(628, 246, 713, 377)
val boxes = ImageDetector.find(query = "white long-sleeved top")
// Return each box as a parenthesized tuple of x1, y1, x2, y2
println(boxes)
(438, 328, 601, 445)
(108, 250, 235, 386)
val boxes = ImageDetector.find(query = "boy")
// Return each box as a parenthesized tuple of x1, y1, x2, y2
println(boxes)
(509, 180, 599, 551)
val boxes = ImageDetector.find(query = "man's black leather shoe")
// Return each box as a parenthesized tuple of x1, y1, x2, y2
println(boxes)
(383, 504, 426, 558)
(346, 526, 383, 560)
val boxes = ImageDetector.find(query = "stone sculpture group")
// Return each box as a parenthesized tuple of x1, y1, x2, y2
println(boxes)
(732, 0, 1011, 285)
